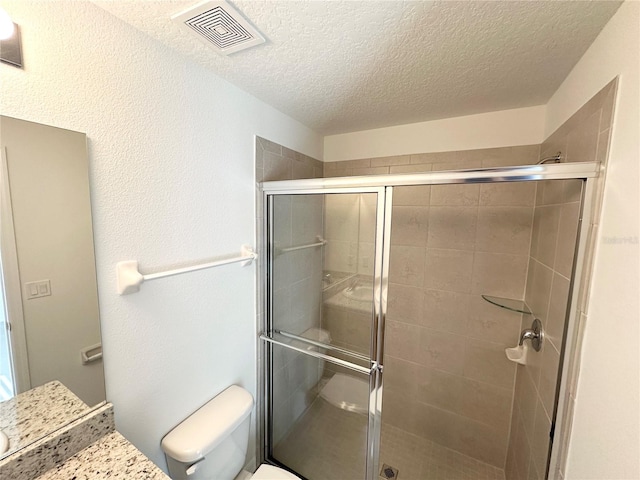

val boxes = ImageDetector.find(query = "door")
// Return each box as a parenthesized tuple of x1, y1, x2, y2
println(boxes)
(261, 188, 387, 480)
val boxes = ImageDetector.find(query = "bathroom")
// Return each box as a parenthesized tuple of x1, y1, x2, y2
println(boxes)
(0, 1, 638, 479)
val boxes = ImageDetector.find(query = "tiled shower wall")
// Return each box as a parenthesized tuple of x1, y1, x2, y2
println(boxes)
(255, 137, 324, 443)
(324, 146, 540, 468)
(383, 180, 531, 468)
(505, 79, 617, 480)
(505, 178, 582, 480)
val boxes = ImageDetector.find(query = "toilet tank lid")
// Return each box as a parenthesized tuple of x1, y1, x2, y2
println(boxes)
(161, 385, 254, 463)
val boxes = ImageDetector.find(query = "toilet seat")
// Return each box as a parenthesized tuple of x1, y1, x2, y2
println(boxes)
(252, 464, 300, 480)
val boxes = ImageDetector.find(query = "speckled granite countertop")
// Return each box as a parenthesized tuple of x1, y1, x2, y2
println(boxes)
(36, 431, 168, 479)
(1, 389, 168, 480)
(0, 381, 91, 454)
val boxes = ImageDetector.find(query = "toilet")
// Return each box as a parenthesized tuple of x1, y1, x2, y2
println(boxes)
(161, 385, 299, 480)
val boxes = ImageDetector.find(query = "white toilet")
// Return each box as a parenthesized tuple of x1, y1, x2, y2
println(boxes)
(161, 385, 299, 480)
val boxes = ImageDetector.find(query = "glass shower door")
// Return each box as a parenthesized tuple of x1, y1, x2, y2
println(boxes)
(262, 190, 385, 480)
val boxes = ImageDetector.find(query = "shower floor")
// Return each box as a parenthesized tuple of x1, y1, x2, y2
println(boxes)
(273, 397, 505, 480)
(380, 423, 505, 480)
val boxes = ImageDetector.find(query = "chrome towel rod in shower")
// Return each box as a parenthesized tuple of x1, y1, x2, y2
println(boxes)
(116, 245, 257, 295)
(277, 235, 327, 254)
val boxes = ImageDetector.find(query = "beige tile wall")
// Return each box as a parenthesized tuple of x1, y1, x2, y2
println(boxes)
(325, 145, 540, 468)
(505, 79, 617, 480)
(505, 179, 582, 480)
(255, 137, 324, 444)
(385, 179, 534, 468)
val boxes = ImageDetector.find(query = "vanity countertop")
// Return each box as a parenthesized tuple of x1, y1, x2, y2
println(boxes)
(323, 276, 374, 314)
(0, 381, 90, 453)
(1, 396, 169, 480)
(36, 431, 168, 479)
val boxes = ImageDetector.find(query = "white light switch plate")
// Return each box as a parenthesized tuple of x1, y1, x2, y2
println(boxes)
(24, 279, 51, 299)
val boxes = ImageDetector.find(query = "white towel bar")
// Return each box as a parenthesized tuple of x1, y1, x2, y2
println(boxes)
(278, 236, 327, 254)
(117, 245, 257, 295)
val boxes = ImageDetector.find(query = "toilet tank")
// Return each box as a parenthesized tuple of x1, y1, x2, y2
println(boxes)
(161, 385, 254, 480)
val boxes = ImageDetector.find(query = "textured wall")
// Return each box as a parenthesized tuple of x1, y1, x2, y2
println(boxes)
(0, 1, 322, 470)
(324, 106, 546, 162)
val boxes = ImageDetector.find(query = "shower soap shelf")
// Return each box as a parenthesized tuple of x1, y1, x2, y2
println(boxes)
(481, 295, 532, 315)
(116, 245, 257, 295)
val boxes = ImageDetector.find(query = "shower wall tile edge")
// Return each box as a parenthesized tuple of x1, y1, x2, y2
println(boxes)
(505, 78, 617, 480)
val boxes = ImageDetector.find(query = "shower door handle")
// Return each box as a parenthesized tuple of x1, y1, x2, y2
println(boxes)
(260, 334, 374, 375)
(369, 361, 382, 374)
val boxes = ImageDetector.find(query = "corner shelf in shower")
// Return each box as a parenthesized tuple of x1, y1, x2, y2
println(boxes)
(481, 295, 532, 315)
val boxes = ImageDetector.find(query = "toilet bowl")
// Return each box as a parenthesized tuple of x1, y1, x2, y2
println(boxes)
(298, 328, 369, 414)
(161, 385, 299, 480)
(319, 372, 369, 414)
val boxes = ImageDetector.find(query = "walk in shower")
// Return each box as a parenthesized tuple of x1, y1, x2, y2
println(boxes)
(259, 162, 597, 480)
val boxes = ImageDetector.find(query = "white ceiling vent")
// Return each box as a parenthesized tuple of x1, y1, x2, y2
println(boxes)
(172, 0, 265, 55)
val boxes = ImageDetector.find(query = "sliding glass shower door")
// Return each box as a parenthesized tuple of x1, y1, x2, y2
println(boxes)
(260, 162, 596, 480)
(261, 189, 387, 480)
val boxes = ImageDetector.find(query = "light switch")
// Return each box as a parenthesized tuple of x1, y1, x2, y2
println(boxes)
(25, 280, 51, 299)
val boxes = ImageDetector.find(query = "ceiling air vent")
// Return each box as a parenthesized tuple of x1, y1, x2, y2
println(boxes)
(172, 0, 265, 55)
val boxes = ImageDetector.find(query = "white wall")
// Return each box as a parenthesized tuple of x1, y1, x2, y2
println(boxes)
(544, 2, 640, 478)
(0, 0, 322, 470)
(323, 105, 546, 162)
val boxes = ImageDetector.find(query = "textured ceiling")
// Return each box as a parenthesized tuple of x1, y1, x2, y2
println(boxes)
(94, 0, 621, 135)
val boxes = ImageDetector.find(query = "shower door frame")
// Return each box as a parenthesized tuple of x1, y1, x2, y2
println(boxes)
(259, 161, 599, 480)
(260, 185, 389, 480)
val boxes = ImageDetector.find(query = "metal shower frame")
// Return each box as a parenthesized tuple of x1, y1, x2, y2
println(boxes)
(258, 161, 600, 480)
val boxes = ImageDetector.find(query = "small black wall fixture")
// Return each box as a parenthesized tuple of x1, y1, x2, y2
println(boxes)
(0, 21, 23, 68)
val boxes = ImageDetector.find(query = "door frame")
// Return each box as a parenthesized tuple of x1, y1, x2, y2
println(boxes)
(0, 147, 30, 395)
(260, 186, 388, 480)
